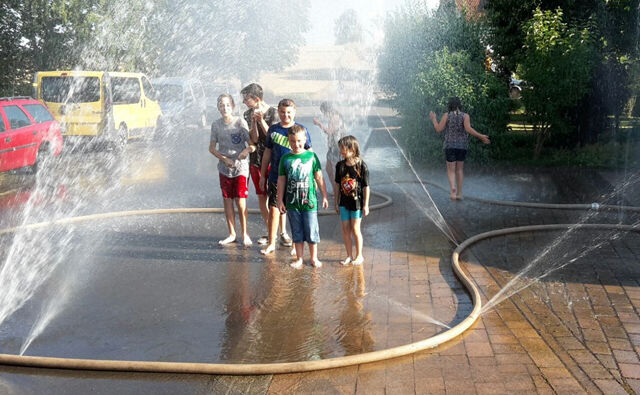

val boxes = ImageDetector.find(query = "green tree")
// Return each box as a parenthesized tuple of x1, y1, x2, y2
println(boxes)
(334, 9, 363, 45)
(378, 1, 509, 162)
(518, 8, 595, 158)
(0, 0, 97, 96)
(486, 0, 639, 146)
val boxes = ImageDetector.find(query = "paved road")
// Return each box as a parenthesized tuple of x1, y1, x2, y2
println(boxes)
(0, 110, 638, 394)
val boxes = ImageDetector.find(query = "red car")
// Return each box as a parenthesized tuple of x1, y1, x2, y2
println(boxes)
(0, 96, 63, 173)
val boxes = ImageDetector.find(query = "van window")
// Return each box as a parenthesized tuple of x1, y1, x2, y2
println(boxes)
(4, 106, 32, 129)
(0, 112, 5, 133)
(155, 84, 183, 103)
(141, 77, 156, 100)
(23, 104, 54, 123)
(41, 76, 100, 103)
(112, 77, 141, 104)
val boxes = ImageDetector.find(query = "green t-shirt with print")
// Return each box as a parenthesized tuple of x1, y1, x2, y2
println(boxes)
(278, 150, 322, 212)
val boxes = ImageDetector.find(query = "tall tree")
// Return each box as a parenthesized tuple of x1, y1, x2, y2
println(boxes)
(334, 9, 363, 45)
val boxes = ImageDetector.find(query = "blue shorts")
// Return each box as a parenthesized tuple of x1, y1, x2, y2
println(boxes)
(339, 206, 362, 221)
(287, 209, 320, 244)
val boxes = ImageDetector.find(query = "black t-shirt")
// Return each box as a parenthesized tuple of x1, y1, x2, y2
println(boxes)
(243, 106, 278, 167)
(335, 159, 370, 211)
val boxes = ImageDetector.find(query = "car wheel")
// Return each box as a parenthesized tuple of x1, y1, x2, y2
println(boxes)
(153, 117, 166, 141)
(30, 144, 51, 174)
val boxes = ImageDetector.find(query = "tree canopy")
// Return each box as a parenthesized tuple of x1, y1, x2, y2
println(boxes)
(0, 0, 311, 96)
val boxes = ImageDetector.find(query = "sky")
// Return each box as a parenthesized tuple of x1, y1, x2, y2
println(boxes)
(305, 0, 439, 46)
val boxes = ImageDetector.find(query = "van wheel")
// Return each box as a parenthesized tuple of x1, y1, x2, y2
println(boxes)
(200, 113, 207, 128)
(115, 124, 128, 151)
(153, 118, 166, 141)
(30, 144, 51, 174)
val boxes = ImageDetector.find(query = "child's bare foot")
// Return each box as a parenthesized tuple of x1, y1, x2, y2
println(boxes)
(311, 259, 322, 268)
(218, 234, 236, 245)
(450, 188, 457, 200)
(290, 258, 303, 269)
(341, 257, 352, 266)
(455, 194, 463, 201)
(260, 244, 276, 255)
(242, 235, 252, 247)
(352, 256, 364, 265)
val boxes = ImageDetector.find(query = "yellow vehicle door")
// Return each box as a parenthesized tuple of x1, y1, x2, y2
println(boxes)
(38, 74, 102, 136)
(111, 77, 144, 134)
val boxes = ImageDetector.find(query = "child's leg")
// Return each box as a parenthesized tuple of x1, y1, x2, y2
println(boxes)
(325, 159, 334, 195)
(308, 243, 321, 267)
(288, 210, 304, 268)
(235, 197, 251, 245)
(341, 220, 353, 264)
(258, 194, 269, 226)
(220, 198, 236, 244)
(455, 161, 464, 199)
(294, 242, 304, 260)
(352, 217, 364, 265)
(446, 161, 456, 200)
(261, 183, 279, 254)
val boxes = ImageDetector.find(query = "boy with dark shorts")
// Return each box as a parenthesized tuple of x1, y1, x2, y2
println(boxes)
(259, 98, 312, 255)
(241, 83, 287, 246)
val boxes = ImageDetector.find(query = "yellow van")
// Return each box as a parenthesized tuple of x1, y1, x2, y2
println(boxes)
(33, 71, 163, 149)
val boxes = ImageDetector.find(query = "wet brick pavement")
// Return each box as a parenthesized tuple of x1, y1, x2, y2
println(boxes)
(0, 115, 638, 394)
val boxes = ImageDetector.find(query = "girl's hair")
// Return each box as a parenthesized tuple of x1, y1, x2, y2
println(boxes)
(320, 101, 333, 114)
(338, 135, 362, 176)
(447, 97, 462, 112)
(217, 93, 235, 108)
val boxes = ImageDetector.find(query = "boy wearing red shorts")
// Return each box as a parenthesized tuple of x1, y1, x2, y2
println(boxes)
(209, 94, 256, 246)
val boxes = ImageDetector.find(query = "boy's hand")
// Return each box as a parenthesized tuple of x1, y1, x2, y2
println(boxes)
(238, 150, 248, 160)
(313, 118, 322, 127)
(480, 134, 491, 144)
(278, 201, 286, 213)
(322, 197, 329, 209)
(428, 111, 436, 121)
(223, 157, 235, 167)
(363, 206, 370, 217)
(252, 111, 263, 122)
(259, 174, 267, 191)
(334, 204, 340, 214)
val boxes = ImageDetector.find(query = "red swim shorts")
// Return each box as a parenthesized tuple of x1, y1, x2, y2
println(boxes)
(219, 173, 249, 199)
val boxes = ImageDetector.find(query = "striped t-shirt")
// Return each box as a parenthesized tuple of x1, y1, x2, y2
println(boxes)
(265, 123, 312, 183)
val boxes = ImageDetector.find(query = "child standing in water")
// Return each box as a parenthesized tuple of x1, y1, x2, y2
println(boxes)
(334, 136, 370, 266)
(313, 102, 345, 196)
(277, 125, 329, 268)
(209, 94, 256, 246)
(429, 97, 490, 200)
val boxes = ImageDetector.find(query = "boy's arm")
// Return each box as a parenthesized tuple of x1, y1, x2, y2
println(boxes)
(314, 170, 329, 209)
(363, 186, 370, 216)
(249, 116, 259, 144)
(209, 139, 234, 167)
(276, 174, 286, 213)
(260, 148, 272, 190)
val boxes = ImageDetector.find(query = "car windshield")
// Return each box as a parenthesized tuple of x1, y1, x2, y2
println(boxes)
(41, 76, 100, 103)
(155, 84, 183, 103)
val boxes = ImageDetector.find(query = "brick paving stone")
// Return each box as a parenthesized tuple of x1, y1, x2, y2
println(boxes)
(613, 349, 640, 364)
(620, 363, 640, 379)
(593, 379, 629, 394)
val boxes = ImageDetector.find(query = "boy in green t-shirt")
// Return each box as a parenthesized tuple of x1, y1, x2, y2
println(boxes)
(277, 125, 329, 268)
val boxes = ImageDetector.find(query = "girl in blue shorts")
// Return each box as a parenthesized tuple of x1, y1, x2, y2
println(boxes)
(334, 136, 370, 265)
